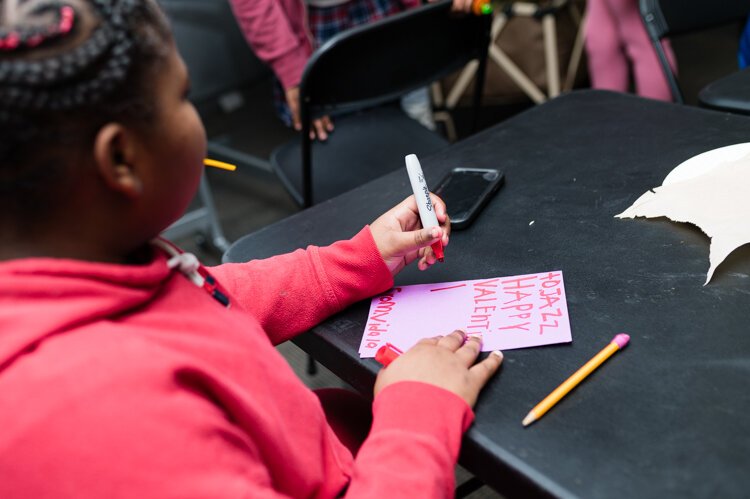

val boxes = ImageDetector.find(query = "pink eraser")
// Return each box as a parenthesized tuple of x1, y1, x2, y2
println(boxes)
(612, 334, 630, 348)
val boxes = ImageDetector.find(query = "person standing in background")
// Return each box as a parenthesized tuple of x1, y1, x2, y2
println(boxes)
(230, 0, 473, 140)
(584, 0, 677, 101)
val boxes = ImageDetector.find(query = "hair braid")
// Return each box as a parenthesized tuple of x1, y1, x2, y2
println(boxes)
(0, 0, 149, 112)
(0, 0, 171, 227)
(0, 2, 74, 51)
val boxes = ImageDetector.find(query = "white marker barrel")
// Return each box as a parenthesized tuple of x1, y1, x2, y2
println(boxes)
(405, 154, 439, 230)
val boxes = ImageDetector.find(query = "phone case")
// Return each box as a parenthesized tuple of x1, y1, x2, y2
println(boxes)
(434, 167, 504, 230)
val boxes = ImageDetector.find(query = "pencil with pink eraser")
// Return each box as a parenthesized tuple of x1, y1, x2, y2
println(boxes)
(523, 334, 630, 427)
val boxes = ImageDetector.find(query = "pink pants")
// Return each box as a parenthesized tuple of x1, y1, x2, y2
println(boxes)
(584, 0, 677, 101)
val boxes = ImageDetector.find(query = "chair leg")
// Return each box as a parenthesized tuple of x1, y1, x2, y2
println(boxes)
(306, 354, 318, 376)
(433, 110, 458, 142)
(563, 11, 586, 92)
(161, 173, 231, 254)
(489, 43, 547, 104)
(652, 40, 683, 103)
(431, 81, 445, 108)
(197, 174, 231, 253)
(542, 12, 561, 98)
(446, 1, 589, 107)
(431, 83, 458, 142)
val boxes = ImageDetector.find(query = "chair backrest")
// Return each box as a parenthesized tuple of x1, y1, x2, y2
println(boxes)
(295, 0, 490, 207)
(640, 0, 750, 39)
(299, 0, 491, 122)
(640, 0, 750, 102)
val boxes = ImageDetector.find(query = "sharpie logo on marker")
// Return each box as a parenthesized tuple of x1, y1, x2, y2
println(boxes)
(422, 186, 432, 211)
(417, 170, 433, 211)
(422, 185, 433, 212)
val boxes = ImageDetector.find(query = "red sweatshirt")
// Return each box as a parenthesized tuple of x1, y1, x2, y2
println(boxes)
(0, 227, 473, 498)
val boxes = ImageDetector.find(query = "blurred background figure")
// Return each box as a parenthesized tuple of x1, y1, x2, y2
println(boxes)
(230, 0, 441, 140)
(739, 16, 750, 68)
(584, 0, 677, 101)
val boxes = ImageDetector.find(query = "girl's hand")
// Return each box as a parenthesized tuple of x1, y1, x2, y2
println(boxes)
(370, 194, 450, 276)
(428, 0, 474, 12)
(285, 86, 334, 141)
(374, 330, 503, 408)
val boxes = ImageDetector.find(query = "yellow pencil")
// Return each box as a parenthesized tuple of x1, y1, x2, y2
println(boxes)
(204, 158, 237, 171)
(522, 334, 630, 427)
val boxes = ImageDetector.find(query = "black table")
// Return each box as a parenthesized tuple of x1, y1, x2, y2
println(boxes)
(224, 90, 750, 498)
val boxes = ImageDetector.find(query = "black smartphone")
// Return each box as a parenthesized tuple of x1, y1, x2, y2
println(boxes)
(433, 167, 504, 230)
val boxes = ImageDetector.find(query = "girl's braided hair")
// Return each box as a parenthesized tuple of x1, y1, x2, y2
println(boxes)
(0, 0, 170, 225)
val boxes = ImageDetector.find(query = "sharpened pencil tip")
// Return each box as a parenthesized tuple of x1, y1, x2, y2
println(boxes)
(522, 413, 535, 427)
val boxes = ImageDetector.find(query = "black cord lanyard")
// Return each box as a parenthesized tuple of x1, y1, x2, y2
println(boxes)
(151, 238, 230, 308)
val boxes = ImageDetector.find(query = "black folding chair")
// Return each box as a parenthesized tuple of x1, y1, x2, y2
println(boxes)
(639, 0, 750, 104)
(271, 0, 491, 208)
(698, 66, 750, 114)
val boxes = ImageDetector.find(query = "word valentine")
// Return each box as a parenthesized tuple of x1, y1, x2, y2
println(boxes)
(359, 271, 571, 357)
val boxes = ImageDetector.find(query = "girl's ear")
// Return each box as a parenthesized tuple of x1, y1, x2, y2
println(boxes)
(93, 123, 144, 198)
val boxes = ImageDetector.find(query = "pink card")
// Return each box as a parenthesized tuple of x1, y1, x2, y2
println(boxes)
(359, 270, 572, 357)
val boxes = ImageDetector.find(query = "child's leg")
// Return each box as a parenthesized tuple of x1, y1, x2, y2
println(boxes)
(584, 0, 630, 92)
(609, 0, 677, 101)
(315, 388, 372, 456)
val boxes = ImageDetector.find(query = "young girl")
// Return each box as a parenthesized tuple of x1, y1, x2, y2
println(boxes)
(0, 1, 503, 497)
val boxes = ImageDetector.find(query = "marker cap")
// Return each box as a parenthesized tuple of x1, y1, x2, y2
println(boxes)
(431, 241, 445, 262)
(375, 343, 402, 367)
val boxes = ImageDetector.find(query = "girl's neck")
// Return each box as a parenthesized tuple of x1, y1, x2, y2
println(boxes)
(0, 229, 150, 264)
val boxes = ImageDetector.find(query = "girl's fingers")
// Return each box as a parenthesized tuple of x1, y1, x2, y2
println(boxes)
(428, 193, 451, 244)
(429, 193, 447, 220)
(436, 330, 466, 351)
(454, 334, 483, 366)
(469, 350, 504, 386)
(457, 0, 474, 12)
(418, 248, 441, 269)
(314, 119, 328, 141)
(416, 335, 442, 346)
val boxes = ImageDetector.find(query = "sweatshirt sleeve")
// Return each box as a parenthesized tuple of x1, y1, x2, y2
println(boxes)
(211, 227, 393, 345)
(346, 381, 475, 498)
(228, 0, 311, 89)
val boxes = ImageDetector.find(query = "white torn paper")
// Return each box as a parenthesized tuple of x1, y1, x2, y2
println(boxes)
(616, 143, 750, 284)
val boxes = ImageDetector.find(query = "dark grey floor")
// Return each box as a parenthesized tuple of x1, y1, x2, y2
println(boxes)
(170, 23, 740, 499)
